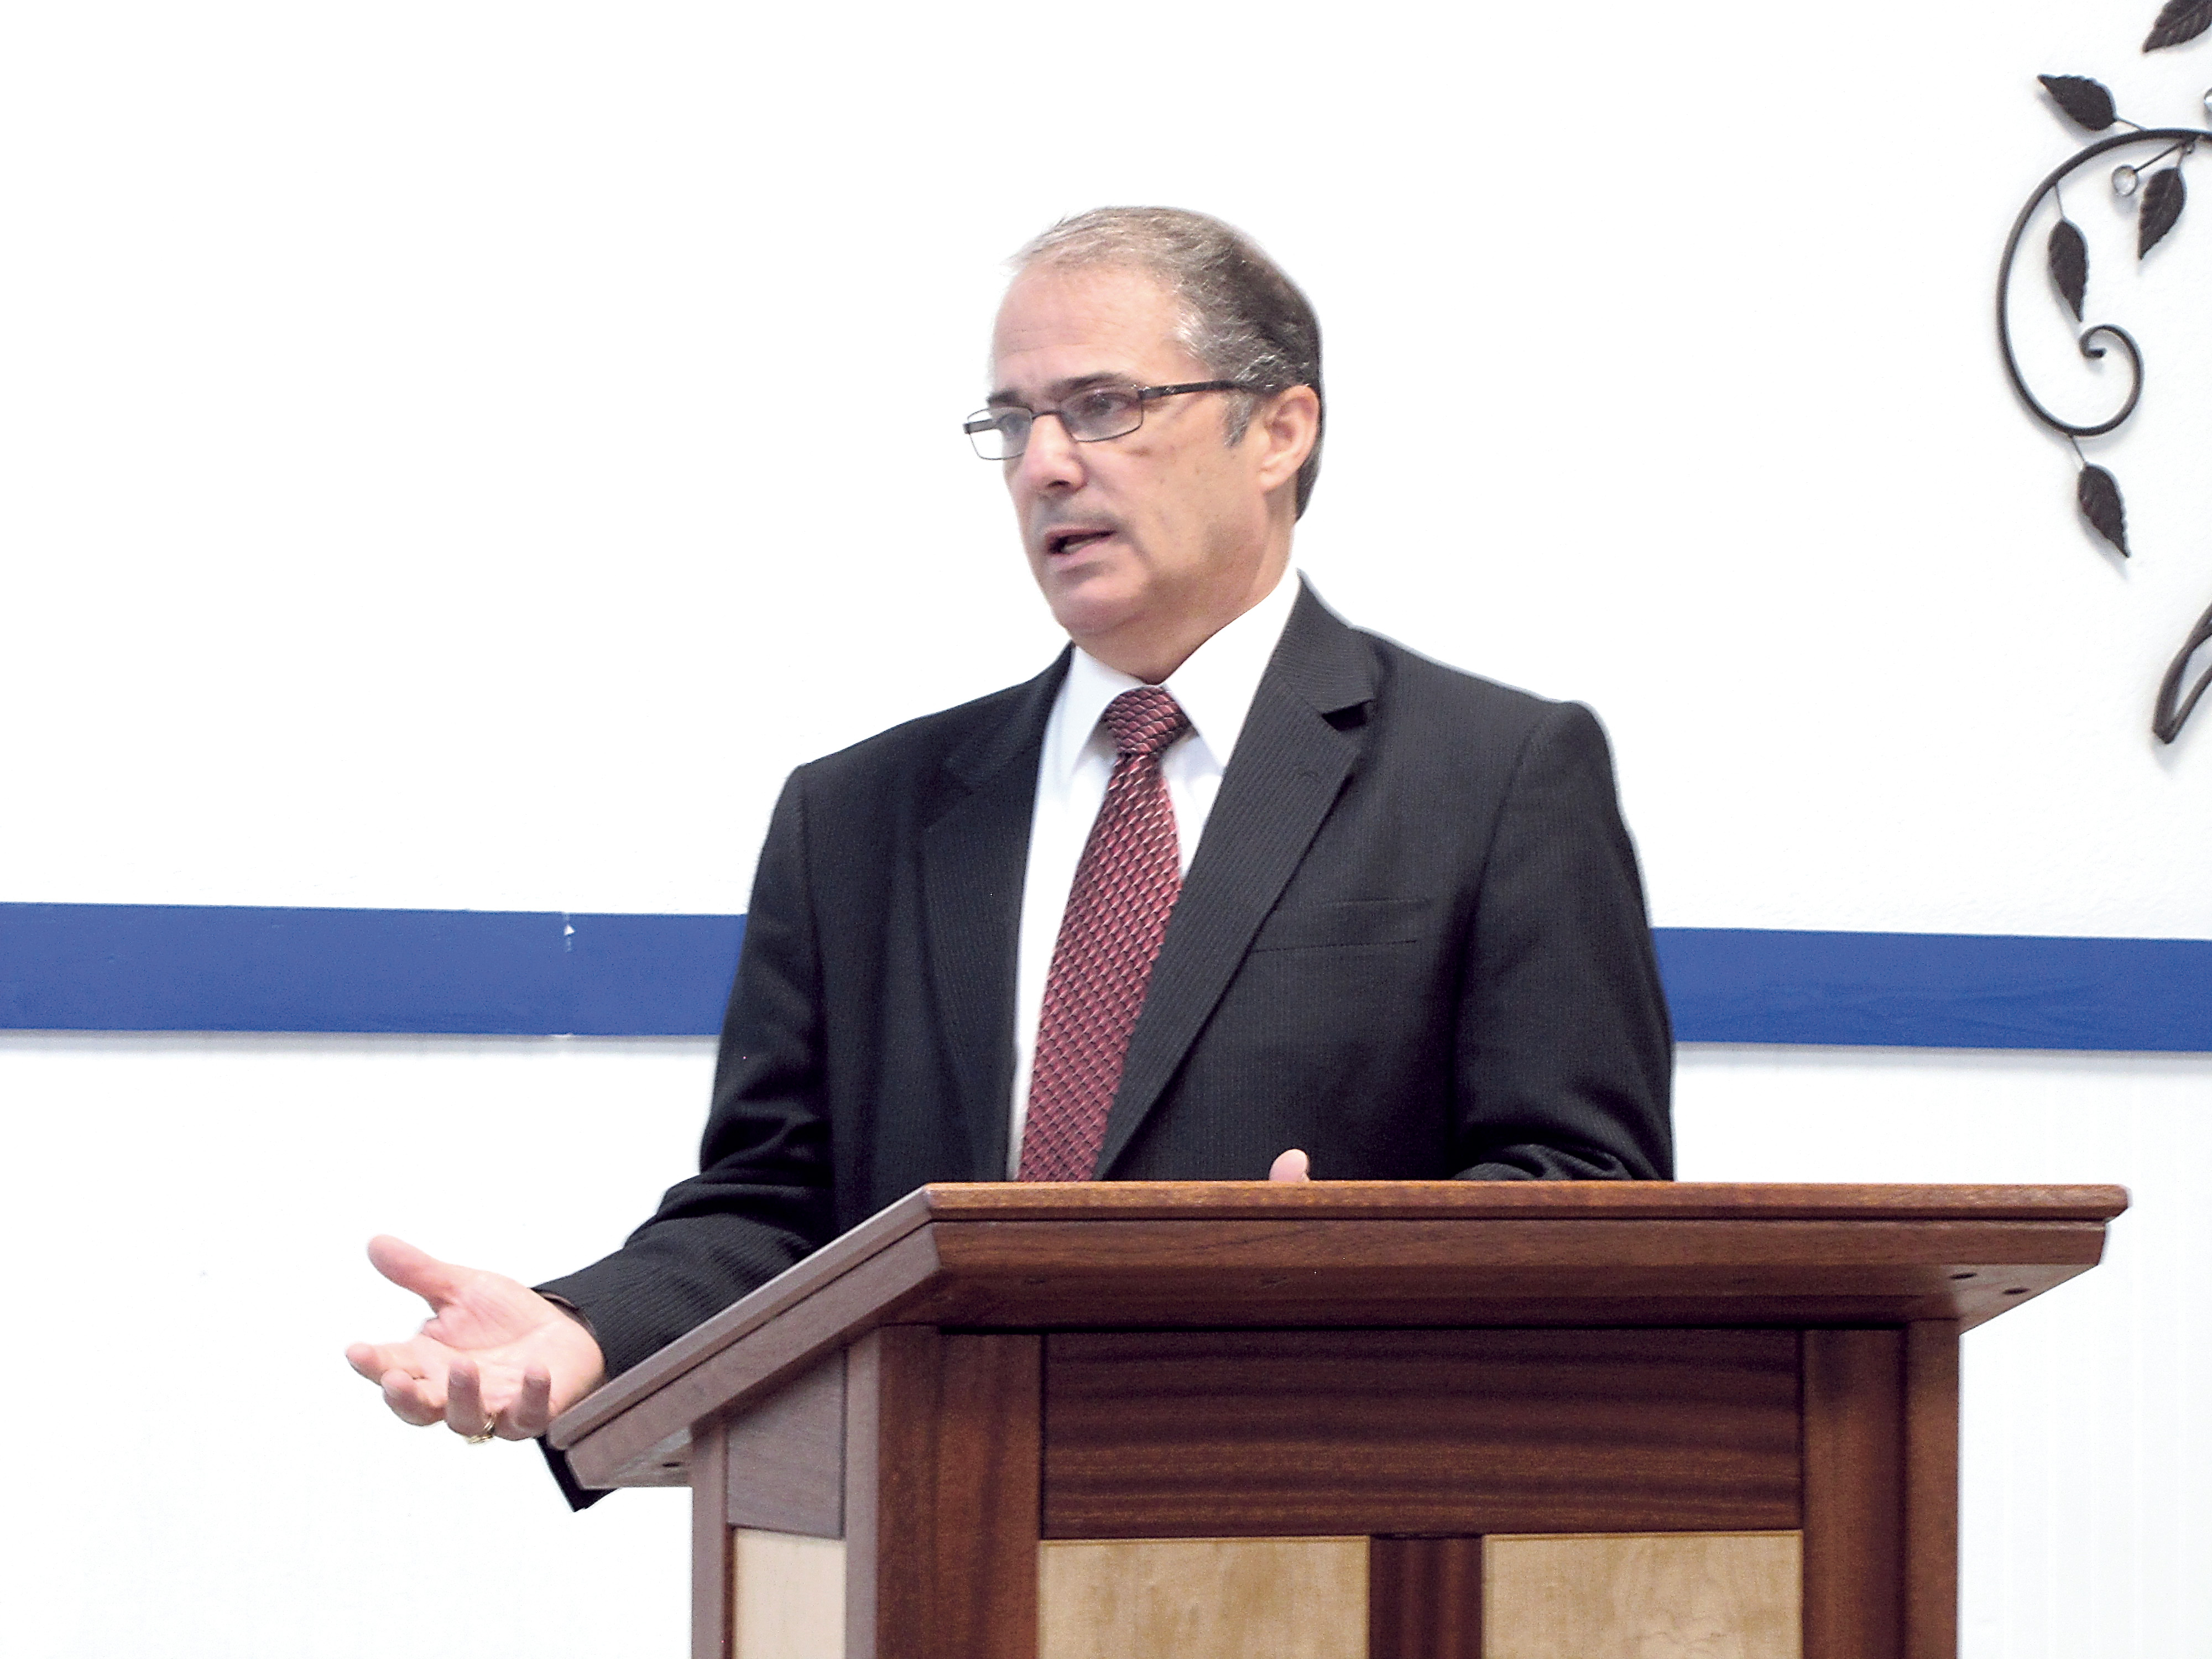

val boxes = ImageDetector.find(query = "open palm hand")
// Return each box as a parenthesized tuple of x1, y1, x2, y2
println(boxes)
(346, 1235, 606, 1440)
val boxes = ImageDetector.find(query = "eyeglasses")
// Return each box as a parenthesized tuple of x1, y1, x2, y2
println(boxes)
(963, 380, 1258, 461)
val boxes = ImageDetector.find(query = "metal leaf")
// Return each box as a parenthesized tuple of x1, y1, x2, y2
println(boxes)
(2038, 74, 2119, 131)
(2078, 465, 2130, 556)
(2138, 166, 2187, 257)
(2047, 218, 2089, 319)
(2152, 597, 2212, 743)
(2143, 0, 2212, 52)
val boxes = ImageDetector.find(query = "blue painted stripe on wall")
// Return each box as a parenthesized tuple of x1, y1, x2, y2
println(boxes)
(1654, 927, 2212, 1052)
(1, 904, 2207, 1051)
(0, 903, 744, 1037)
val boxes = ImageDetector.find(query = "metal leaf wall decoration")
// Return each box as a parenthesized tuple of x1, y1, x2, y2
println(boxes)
(2077, 465, 2130, 556)
(2047, 217, 2089, 317)
(2138, 166, 2188, 254)
(2154, 601, 2212, 741)
(2143, 0, 2212, 52)
(1998, 50, 2211, 743)
(2040, 73, 2119, 129)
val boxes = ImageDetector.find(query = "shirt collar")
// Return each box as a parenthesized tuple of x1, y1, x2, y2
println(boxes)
(1045, 566, 1301, 782)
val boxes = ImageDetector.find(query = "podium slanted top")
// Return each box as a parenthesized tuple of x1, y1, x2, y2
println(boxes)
(549, 1180, 2126, 1489)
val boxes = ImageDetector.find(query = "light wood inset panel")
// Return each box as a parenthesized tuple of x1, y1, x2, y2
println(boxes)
(734, 1531, 846, 1659)
(1039, 1537, 1366, 1659)
(1484, 1532, 1801, 1659)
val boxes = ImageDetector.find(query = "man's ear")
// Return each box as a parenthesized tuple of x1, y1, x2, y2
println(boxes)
(1252, 385, 1320, 497)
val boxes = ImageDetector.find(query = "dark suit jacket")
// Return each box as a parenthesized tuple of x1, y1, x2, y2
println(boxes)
(542, 583, 1672, 1386)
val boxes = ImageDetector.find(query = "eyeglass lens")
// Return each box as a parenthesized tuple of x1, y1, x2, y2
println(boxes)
(965, 387, 1147, 460)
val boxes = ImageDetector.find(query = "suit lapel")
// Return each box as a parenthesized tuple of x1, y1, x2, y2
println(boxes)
(921, 652, 1068, 1180)
(1095, 585, 1378, 1175)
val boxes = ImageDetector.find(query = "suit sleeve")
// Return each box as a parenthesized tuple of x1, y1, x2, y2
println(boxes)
(536, 769, 840, 1380)
(1451, 701, 1674, 1181)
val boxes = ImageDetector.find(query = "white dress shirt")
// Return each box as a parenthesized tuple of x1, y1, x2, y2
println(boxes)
(1006, 567, 1302, 1174)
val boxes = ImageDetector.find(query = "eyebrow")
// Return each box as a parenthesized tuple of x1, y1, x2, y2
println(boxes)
(983, 370, 1131, 408)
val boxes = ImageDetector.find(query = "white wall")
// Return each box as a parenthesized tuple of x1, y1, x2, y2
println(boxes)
(3, 2, 2208, 1655)
(6, 1, 2209, 927)
(0, 1031, 706, 1659)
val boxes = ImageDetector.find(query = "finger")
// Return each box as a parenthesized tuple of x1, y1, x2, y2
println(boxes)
(346, 1341, 417, 1384)
(380, 1369, 447, 1428)
(1267, 1147, 1312, 1183)
(445, 1361, 497, 1438)
(366, 1235, 469, 1307)
(366, 1235, 469, 1309)
(506, 1368, 555, 1439)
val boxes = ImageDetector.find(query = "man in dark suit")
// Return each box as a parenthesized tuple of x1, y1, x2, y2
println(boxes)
(347, 207, 1671, 1457)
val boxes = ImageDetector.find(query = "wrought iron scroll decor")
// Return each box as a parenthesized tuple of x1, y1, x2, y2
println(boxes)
(1997, 3, 2212, 743)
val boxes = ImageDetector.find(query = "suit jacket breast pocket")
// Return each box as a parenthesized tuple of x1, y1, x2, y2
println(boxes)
(1246, 898, 1433, 953)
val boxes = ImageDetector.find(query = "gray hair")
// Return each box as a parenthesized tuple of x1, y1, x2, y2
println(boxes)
(1013, 206, 1325, 518)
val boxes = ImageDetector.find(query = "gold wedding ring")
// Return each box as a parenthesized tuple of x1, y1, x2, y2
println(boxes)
(464, 1417, 498, 1444)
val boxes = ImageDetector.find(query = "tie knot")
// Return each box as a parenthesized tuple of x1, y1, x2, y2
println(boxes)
(1102, 687, 1190, 759)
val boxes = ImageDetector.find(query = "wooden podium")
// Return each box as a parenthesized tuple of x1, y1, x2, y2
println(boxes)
(547, 1182, 2125, 1659)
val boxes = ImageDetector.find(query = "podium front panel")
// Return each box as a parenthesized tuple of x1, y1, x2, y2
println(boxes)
(1042, 1328, 1801, 1538)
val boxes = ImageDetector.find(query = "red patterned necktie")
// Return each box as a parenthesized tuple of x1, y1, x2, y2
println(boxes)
(1018, 686, 1192, 1182)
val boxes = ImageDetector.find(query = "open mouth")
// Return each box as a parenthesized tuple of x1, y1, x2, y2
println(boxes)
(1045, 528, 1113, 557)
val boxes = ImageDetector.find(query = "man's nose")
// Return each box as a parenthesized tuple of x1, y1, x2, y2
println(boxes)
(1013, 412, 1084, 491)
